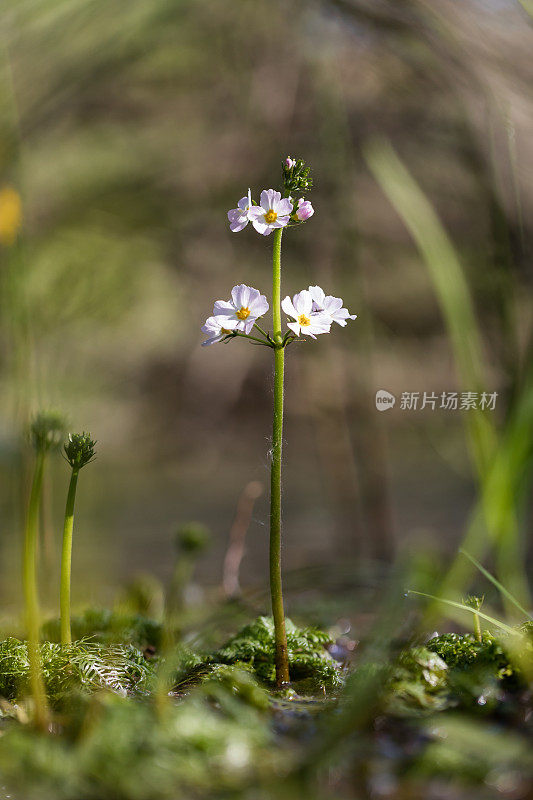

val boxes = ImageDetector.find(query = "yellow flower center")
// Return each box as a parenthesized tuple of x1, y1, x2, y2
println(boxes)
(264, 209, 277, 224)
(236, 306, 251, 320)
(298, 314, 311, 327)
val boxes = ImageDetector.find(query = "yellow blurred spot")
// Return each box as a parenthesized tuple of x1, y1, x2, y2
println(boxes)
(0, 186, 22, 245)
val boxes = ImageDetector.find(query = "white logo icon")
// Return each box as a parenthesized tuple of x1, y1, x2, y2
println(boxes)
(375, 389, 396, 411)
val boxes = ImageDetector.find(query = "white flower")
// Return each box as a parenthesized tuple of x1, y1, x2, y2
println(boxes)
(201, 316, 237, 346)
(227, 189, 252, 233)
(248, 189, 293, 236)
(213, 283, 269, 334)
(308, 285, 357, 327)
(281, 290, 331, 339)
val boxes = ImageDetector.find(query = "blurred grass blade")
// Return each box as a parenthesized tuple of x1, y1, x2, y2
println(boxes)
(408, 590, 521, 636)
(364, 137, 496, 477)
(365, 138, 530, 610)
(460, 548, 532, 620)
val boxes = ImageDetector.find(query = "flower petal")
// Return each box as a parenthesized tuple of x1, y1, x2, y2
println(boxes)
(282, 296, 297, 319)
(293, 290, 312, 315)
(231, 284, 251, 309)
(248, 206, 266, 219)
(287, 321, 300, 336)
(260, 189, 281, 210)
(202, 334, 224, 346)
(275, 198, 293, 216)
(269, 216, 290, 229)
(213, 300, 235, 316)
(323, 296, 343, 313)
(250, 294, 269, 317)
(308, 286, 325, 308)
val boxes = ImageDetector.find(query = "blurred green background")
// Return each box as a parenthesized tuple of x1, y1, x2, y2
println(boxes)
(0, 0, 531, 619)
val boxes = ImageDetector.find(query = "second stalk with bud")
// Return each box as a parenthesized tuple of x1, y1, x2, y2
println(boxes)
(60, 432, 96, 645)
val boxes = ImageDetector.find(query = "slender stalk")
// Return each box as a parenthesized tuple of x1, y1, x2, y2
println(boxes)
(60, 468, 79, 645)
(272, 229, 283, 343)
(473, 611, 482, 643)
(270, 228, 289, 686)
(22, 450, 49, 730)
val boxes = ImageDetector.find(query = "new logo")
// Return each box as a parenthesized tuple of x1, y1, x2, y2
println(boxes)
(375, 389, 396, 411)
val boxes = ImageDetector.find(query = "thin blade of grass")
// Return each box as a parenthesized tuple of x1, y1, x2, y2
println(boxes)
(407, 590, 521, 636)
(460, 549, 532, 620)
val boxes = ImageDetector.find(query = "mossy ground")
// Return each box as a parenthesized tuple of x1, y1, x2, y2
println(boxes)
(177, 615, 343, 695)
(0, 612, 531, 799)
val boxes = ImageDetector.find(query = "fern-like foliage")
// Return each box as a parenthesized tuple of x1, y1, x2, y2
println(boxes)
(0, 638, 152, 702)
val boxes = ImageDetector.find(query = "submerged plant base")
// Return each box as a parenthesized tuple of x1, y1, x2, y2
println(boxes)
(177, 616, 343, 696)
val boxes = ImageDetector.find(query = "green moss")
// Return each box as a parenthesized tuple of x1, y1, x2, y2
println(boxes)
(209, 616, 342, 693)
(387, 647, 449, 714)
(0, 638, 152, 703)
(0, 682, 282, 800)
(42, 608, 163, 651)
(420, 631, 528, 712)
(426, 632, 510, 672)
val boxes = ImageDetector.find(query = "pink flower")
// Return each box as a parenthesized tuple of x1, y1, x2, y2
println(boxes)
(248, 190, 293, 236)
(227, 189, 252, 233)
(295, 198, 314, 221)
(284, 157, 296, 169)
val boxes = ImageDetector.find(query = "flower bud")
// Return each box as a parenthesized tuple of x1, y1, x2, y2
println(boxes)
(64, 432, 96, 470)
(176, 522, 211, 554)
(30, 411, 66, 453)
(295, 198, 314, 221)
(282, 156, 313, 197)
(463, 594, 484, 611)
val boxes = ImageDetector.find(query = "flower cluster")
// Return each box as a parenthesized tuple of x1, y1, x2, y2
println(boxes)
(202, 284, 355, 346)
(204, 157, 356, 349)
(228, 188, 313, 236)
(64, 432, 96, 470)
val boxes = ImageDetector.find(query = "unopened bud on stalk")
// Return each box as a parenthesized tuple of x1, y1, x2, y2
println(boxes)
(30, 411, 66, 453)
(282, 156, 313, 197)
(64, 432, 96, 470)
(463, 594, 484, 642)
(176, 522, 211, 554)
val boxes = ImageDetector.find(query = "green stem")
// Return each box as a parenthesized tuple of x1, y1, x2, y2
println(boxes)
(272, 229, 283, 344)
(22, 450, 49, 730)
(253, 323, 269, 339)
(473, 612, 482, 643)
(60, 468, 79, 646)
(233, 332, 273, 347)
(270, 228, 289, 686)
